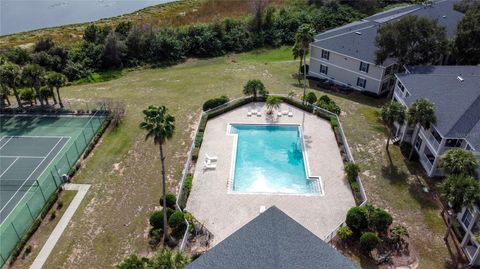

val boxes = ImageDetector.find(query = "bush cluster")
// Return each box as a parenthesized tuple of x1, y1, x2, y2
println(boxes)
(344, 205, 397, 253)
(344, 162, 360, 183)
(202, 96, 229, 111)
(0, 4, 363, 81)
(159, 192, 177, 209)
(316, 95, 341, 115)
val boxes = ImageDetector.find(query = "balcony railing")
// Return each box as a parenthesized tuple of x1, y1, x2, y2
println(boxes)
(420, 153, 433, 173)
(421, 129, 441, 154)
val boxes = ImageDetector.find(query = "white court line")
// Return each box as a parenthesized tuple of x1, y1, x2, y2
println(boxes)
(0, 137, 13, 150)
(0, 137, 70, 225)
(0, 157, 19, 178)
(0, 156, 46, 159)
(1, 135, 70, 139)
(0, 137, 67, 216)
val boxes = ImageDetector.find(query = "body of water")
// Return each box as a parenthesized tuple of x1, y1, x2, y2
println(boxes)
(1, 0, 177, 35)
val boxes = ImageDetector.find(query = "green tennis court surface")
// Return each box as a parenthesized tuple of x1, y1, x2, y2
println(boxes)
(0, 136, 69, 222)
(0, 112, 107, 265)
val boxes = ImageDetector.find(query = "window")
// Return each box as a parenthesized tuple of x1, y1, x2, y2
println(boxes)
(415, 136, 423, 150)
(321, 49, 330, 60)
(397, 81, 405, 92)
(462, 209, 473, 228)
(466, 143, 474, 151)
(319, 64, 328, 75)
(356, 77, 366, 88)
(445, 139, 463, 148)
(430, 127, 442, 144)
(359, 62, 369, 73)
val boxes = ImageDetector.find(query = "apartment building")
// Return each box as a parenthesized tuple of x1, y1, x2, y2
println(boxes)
(309, 1, 464, 95)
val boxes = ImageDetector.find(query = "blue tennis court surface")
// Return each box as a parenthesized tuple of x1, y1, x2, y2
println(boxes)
(0, 136, 69, 222)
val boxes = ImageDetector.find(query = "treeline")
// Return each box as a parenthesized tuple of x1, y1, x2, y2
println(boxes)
(0, 2, 363, 82)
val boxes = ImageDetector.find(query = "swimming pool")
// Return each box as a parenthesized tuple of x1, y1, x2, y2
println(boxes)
(229, 124, 321, 195)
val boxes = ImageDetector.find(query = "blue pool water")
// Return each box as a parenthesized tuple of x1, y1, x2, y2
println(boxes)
(230, 124, 319, 194)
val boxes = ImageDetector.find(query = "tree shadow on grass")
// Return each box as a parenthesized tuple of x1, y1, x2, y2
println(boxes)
(381, 163, 409, 186)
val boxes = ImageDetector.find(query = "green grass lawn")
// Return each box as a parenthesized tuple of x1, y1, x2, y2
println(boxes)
(41, 47, 453, 268)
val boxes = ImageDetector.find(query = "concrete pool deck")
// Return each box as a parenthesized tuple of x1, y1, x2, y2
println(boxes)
(186, 102, 355, 245)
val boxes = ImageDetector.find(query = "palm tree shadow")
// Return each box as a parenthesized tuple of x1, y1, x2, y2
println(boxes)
(381, 163, 409, 186)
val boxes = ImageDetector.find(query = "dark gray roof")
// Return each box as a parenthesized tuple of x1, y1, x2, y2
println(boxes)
(313, 0, 464, 66)
(187, 206, 360, 269)
(396, 66, 480, 150)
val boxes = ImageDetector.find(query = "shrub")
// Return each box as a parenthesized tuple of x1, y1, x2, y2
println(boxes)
(202, 96, 229, 111)
(50, 211, 56, 220)
(149, 208, 174, 229)
(360, 232, 380, 252)
(370, 208, 393, 233)
(336, 226, 353, 242)
(316, 95, 341, 115)
(346, 206, 368, 232)
(191, 147, 199, 161)
(168, 210, 185, 228)
(299, 64, 309, 74)
(195, 132, 204, 147)
(344, 163, 360, 183)
(304, 92, 317, 104)
(159, 192, 177, 209)
(329, 116, 338, 128)
(391, 224, 409, 249)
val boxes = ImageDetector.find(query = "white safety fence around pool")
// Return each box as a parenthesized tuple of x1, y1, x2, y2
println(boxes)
(175, 94, 367, 251)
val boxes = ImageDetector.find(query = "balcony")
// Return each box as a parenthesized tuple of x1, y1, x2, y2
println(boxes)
(420, 153, 433, 173)
(421, 128, 442, 154)
(393, 87, 407, 105)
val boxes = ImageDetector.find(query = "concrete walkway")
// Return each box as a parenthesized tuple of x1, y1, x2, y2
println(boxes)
(30, 184, 90, 269)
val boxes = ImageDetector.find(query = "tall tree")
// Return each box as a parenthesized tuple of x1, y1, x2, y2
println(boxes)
(292, 42, 303, 85)
(0, 63, 23, 109)
(407, 99, 436, 159)
(441, 148, 478, 177)
(45, 71, 68, 108)
(454, 5, 480, 64)
(139, 105, 175, 243)
(381, 101, 406, 151)
(375, 16, 448, 66)
(440, 174, 480, 241)
(243, 79, 268, 101)
(103, 31, 126, 69)
(294, 24, 315, 105)
(22, 64, 46, 106)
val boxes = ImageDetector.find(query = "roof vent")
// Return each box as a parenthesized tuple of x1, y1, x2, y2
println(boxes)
(442, 15, 446, 19)
(355, 31, 362, 35)
(457, 75, 464, 82)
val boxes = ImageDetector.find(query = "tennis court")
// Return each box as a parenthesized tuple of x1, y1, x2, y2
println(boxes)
(0, 136, 69, 222)
(0, 111, 107, 265)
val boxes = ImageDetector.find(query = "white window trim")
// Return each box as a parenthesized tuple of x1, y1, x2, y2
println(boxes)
(311, 57, 382, 81)
(357, 77, 367, 88)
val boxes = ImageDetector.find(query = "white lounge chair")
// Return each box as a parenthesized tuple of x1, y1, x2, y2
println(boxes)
(251, 109, 258, 115)
(282, 110, 288, 115)
(247, 109, 252, 117)
(277, 111, 282, 117)
(288, 108, 293, 117)
(205, 153, 218, 161)
(256, 109, 262, 117)
(203, 159, 217, 170)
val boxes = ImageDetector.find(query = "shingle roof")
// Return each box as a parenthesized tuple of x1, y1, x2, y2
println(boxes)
(187, 206, 360, 269)
(396, 66, 480, 150)
(313, 0, 464, 66)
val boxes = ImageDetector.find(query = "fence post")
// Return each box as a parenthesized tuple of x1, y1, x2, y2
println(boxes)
(89, 120, 95, 133)
(74, 140, 80, 156)
(0, 253, 5, 265)
(82, 130, 88, 145)
(37, 180, 47, 202)
(11, 223, 20, 240)
(54, 164, 61, 179)
(65, 153, 71, 168)
(26, 203, 35, 220)
(51, 172, 58, 188)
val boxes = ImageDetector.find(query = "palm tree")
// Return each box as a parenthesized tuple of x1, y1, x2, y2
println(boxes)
(243, 79, 268, 101)
(292, 43, 303, 85)
(22, 64, 46, 106)
(441, 148, 478, 177)
(440, 174, 480, 241)
(45, 71, 68, 108)
(381, 101, 406, 151)
(139, 105, 175, 242)
(407, 98, 436, 160)
(294, 24, 315, 105)
(148, 249, 190, 268)
(0, 63, 23, 109)
(265, 96, 281, 114)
